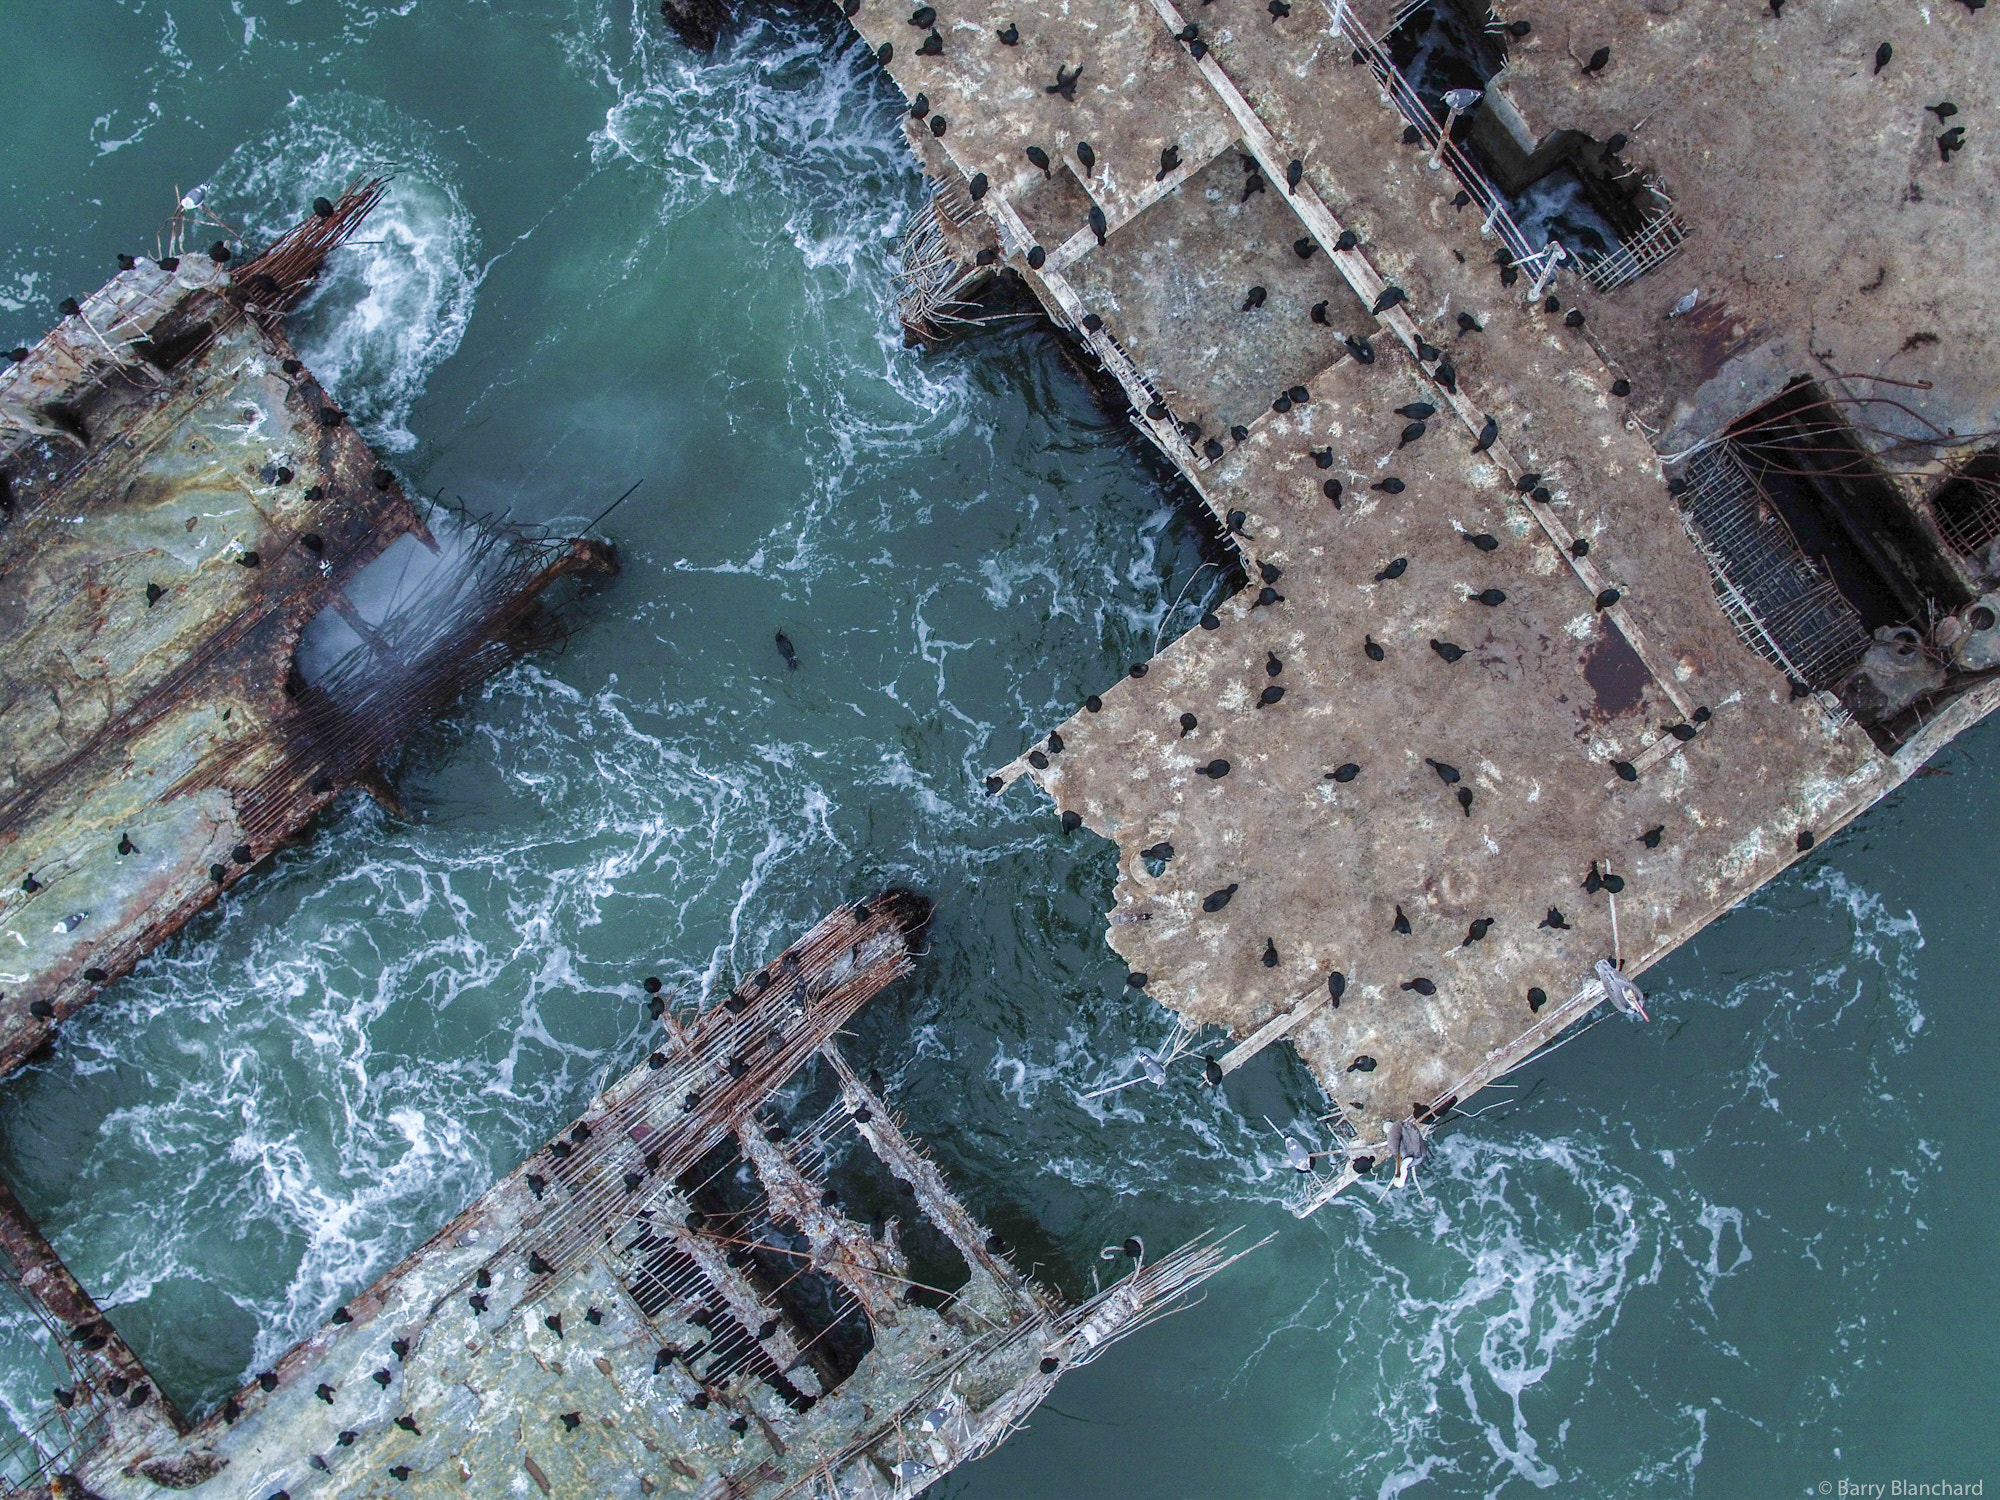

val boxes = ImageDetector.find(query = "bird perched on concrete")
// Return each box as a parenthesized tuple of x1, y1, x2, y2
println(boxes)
(1595, 958, 1648, 1020)
(1258, 684, 1285, 707)
(1364, 636, 1385, 661)
(1433, 359, 1458, 393)
(1456, 311, 1482, 334)
(1345, 334, 1376, 363)
(1075, 139, 1096, 174)
(1269, 0, 1290, 15)
(1089, 204, 1107, 243)
(1294, 236, 1318, 259)
(1179, 712, 1198, 736)
(1375, 557, 1408, 581)
(1372, 285, 1408, 314)
(1396, 401, 1436, 421)
(1582, 44, 1611, 73)
(916, 31, 943, 54)
(1266, 651, 1284, 675)
(1427, 758, 1460, 784)
(1392, 905, 1411, 934)
(1203, 884, 1238, 912)
(1243, 285, 1267, 310)
(1595, 588, 1621, 611)
(1373, 477, 1405, 494)
(1047, 64, 1082, 98)
(1540, 907, 1570, 929)
(1347, 1054, 1376, 1072)
(997, 21, 1019, 42)
(1470, 587, 1506, 606)
(1928, 100, 1959, 120)
(1330, 761, 1362, 781)
(1456, 786, 1473, 815)
(1334, 229, 1359, 252)
(1471, 416, 1499, 453)
(1398, 420, 1428, 447)
(1263, 937, 1280, 966)
(1313, 447, 1335, 469)
(1325, 478, 1344, 505)
(1196, 758, 1231, 778)
(1311, 301, 1330, 325)
(909, 4, 937, 24)
(1157, 143, 1182, 179)
(1462, 917, 1493, 945)
(1638, 825, 1665, 848)
(1026, 145, 1051, 173)
(1205, 1055, 1224, 1086)
(1400, 977, 1437, 995)
(1873, 40, 1892, 73)
(1286, 158, 1303, 191)
(1431, 639, 1466, 662)
(1939, 127, 1967, 163)
(876, 40, 893, 63)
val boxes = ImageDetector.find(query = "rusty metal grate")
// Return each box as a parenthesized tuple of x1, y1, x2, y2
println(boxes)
(1580, 208, 1690, 293)
(1678, 444, 1872, 687)
(1930, 456, 2000, 560)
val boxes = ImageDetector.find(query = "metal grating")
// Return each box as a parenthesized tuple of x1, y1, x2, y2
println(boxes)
(1678, 444, 1872, 687)
(1930, 458, 2000, 560)
(1580, 208, 1690, 293)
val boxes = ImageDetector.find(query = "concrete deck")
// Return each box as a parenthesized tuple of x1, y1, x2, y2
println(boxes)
(854, 0, 2000, 1174)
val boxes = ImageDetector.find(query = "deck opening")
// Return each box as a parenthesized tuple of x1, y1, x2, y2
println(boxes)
(1929, 450, 2000, 568)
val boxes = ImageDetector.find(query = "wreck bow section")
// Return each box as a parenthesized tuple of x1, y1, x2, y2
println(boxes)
(841, 0, 2000, 1172)
(0, 187, 613, 1077)
(54, 896, 1252, 1499)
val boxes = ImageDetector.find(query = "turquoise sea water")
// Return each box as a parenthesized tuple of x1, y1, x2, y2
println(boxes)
(0, 4, 1993, 1495)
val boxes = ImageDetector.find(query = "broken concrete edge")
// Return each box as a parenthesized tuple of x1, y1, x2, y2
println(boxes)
(28, 894, 1258, 1497)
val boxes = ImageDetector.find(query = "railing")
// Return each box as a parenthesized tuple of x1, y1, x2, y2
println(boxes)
(1580, 208, 1691, 293)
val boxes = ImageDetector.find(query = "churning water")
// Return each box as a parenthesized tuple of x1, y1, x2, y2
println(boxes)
(0, 3, 1994, 1496)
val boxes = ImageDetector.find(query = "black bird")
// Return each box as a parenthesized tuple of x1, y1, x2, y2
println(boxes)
(1528, 986, 1548, 1012)
(1431, 639, 1465, 662)
(1313, 446, 1335, 468)
(1180, 712, 1198, 736)
(1227, 507, 1250, 535)
(1330, 762, 1361, 781)
(1324, 478, 1344, 505)
(1471, 587, 1506, 606)
(1401, 977, 1436, 995)
(1262, 938, 1280, 966)
(1570, 537, 1591, 557)
(1427, 759, 1460, 784)
(1234, 424, 1252, 441)
(930, 113, 948, 135)
(1372, 285, 1408, 314)
(1288, 384, 1310, 405)
(1310, 300, 1331, 325)
(545, 1313, 565, 1339)
(1541, 907, 1570, 929)
(1243, 285, 1267, 310)
(1157, 143, 1182, 179)
(968, 172, 988, 200)
(1472, 415, 1499, 453)
(1335, 229, 1358, 251)
(876, 40, 893, 63)
(310, 1455, 330, 1471)
(1259, 684, 1285, 707)
(1143, 841, 1175, 864)
(1241, 170, 1262, 198)
(1327, 971, 1347, 1004)
(1639, 825, 1665, 848)
(470, 1293, 489, 1311)
(775, 632, 798, 669)
(1583, 44, 1610, 73)
(560, 1411, 582, 1431)
(1188, 36, 1209, 57)
(1392, 905, 1411, 934)
(1375, 557, 1407, 581)
(1582, 862, 1604, 894)
(1928, 101, 1959, 120)
(1089, 205, 1107, 243)
(909, 4, 935, 24)
(1345, 334, 1375, 363)
(1939, 127, 1966, 162)
(1076, 139, 1096, 173)
(316, 1384, 336, 1404)
(1178, 21, 1199, 40)
(372, 1369, 394, 1387)
(1266, 651, 1283, 675)
(1613, 760, 1638, 782)
(1873, 40, 1892, 73)
(1373, 477, 1405, 494)
(1463, 917, 1493, 945)
(1595, 588, 1620, 611)
(1294, 236, 1317, 259)
(1027, 245, 1047, 268)
(997, 21, 1019, 42)
(1197, 758, 1231, 778)
(1047, 63, 1081, 98)
(1026, 144, 1051, 173)
(1347, 1055, 1377, 1072)
(1268, 0, 1290, 16)
(397, 1416, 421, 1434)
(1204, 1055, 1224, 1086)
(1457, 786, 1474, 815)
(1398, 420, 1427, 447)
(117, 832, 135, 856)
(393, 1338, 411, 1360)
(1396, 401, 1436, 420)
(916, 28, 942, 51)
(1286, 158, 1303, 191)
(1668, 722, 1697, 742)
(1434, 359, 1458, 392)
(1204, 438, 1225, 459)
(1364, 636, 1385, 660)
(1564, 309, 1585, 328)
(1604, 132, 1628, 155)
(58, 297, 81, 317)
(1273, 393, 1294, 414)
(1202, 884, 1239, 912)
